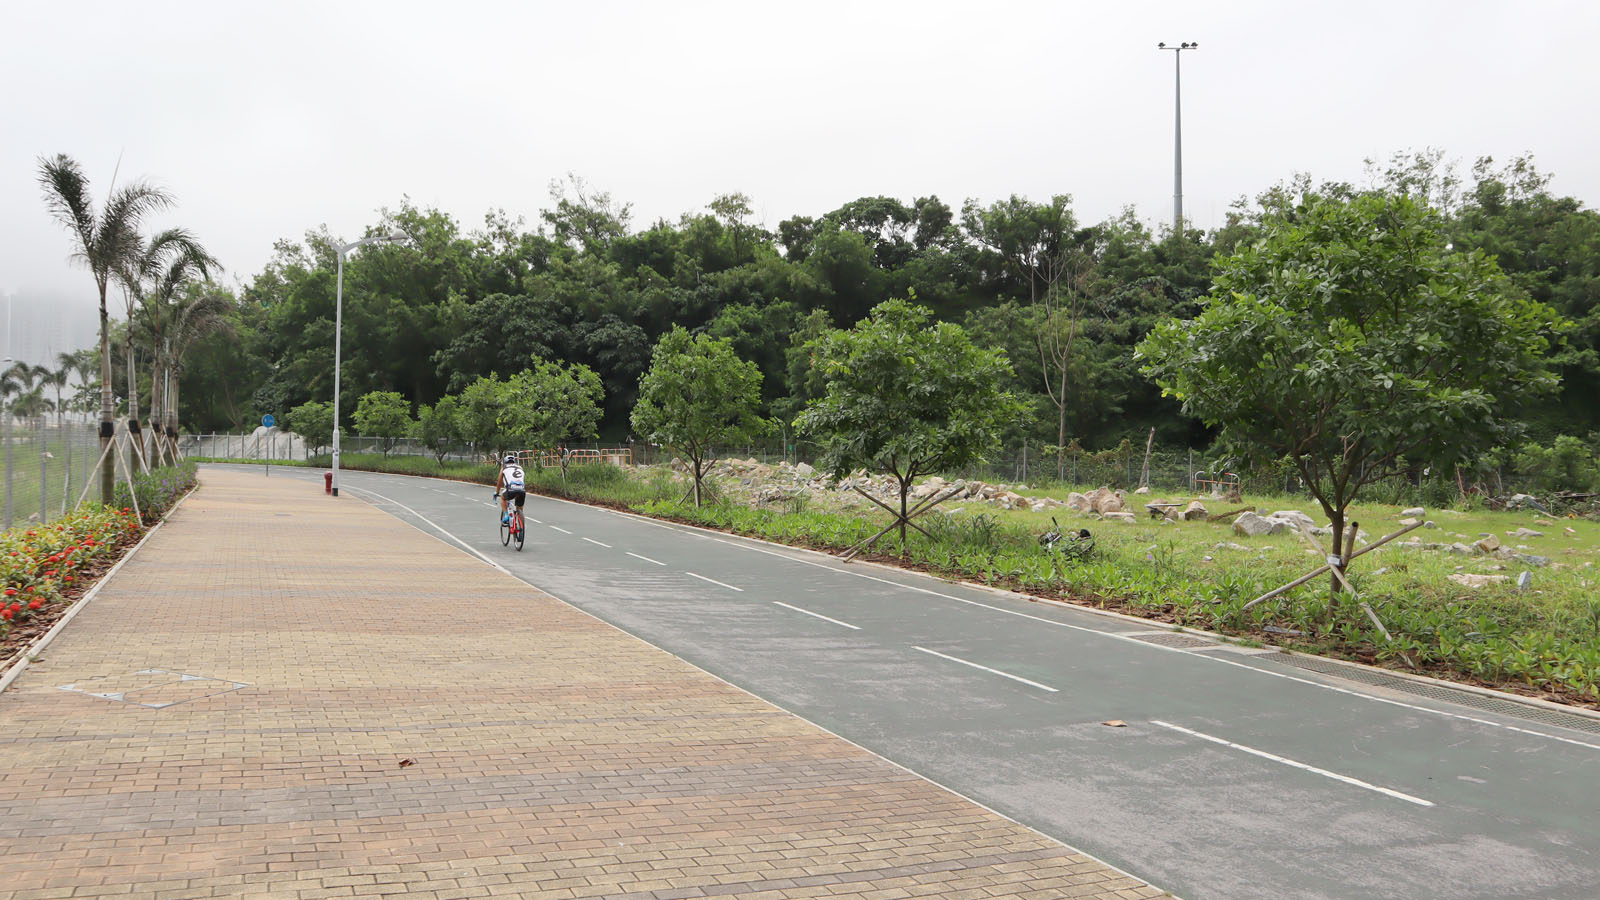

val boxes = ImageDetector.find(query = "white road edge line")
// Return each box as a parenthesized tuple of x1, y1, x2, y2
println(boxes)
(773, 601, 860, 630)
(311, 467, 1600, 753)
(341, 486, 510, 575)
(627, 551, 665, 566)
(550, 525, 572, 534)
(686, 572, 744, 592)
(679, 532, 1600, 752)
(582, 537, 612, 548)
(1151, 720, 1434, 808)
(914, 646, 1058, 692)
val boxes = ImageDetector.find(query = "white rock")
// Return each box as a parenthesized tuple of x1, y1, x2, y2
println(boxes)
(1508, 527, 1544, 538)
(1267, 510, 1317, 533)
(1234, 512, 1288, 537)
(1401, 507, 1426, 518)
(1133, 486, 1151, 495)
(1399, 517, 1420, 527)
(1448, 573, 1510, 588)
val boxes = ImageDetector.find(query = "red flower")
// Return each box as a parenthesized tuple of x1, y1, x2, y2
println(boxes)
(27, 600, 41, 610)
(3, 589, 14, 597)
(2, 609, 12, 621)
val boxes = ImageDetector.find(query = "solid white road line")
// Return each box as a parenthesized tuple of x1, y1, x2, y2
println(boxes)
(527, 516, 543, 524)
(1150, 719, 1435, 807)
(341, 486, 509, 575)
(627, 551, 665, 566)
(550, 525, 572, 534)
(583, 537, 612, 548)
(682, 532, 1600, 753)
(773, 601, 860, 630)
(686, 572, 744, 592)
(329, 468, 1600, 753)
(913, 646, 1058, 693)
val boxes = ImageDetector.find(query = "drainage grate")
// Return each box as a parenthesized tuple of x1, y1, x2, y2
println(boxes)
(1127, 631, 1221, 650)
(58, 669, 250, 709)
(1263, 653, 1600, 737)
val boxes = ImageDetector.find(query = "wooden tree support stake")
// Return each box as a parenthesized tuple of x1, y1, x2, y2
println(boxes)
(1241, 518, 1425, 613)
(840, 485, 966, 562)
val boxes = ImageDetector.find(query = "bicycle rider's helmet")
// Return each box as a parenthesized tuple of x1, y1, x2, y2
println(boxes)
(503, 454, 517, 465)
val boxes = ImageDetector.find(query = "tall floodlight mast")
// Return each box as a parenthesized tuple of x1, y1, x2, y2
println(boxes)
(1158, 41, 1198, 235)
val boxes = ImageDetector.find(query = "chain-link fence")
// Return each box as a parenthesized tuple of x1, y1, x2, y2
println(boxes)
(2, 418, 119, 529)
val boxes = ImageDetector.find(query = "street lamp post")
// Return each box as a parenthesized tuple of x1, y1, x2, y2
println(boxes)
(1158, 41, 1197, 235)
(330, 232, 405, 497)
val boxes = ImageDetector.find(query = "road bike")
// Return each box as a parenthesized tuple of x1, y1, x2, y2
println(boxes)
(495, 493, 525, 551)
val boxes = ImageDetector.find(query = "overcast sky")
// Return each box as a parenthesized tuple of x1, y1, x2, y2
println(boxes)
(5, 0, 1599, 308)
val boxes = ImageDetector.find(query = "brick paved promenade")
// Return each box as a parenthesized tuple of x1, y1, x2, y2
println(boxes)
(0, 470, 1168, 900)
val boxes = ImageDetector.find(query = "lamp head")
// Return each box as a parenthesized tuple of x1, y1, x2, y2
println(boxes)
(387, 231, 406, 243)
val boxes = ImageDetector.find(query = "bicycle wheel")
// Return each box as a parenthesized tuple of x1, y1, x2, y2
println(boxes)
(500, 514, 511, 546)
(513, 513, 525, 551)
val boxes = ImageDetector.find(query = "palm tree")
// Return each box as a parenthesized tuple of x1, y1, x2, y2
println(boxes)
(38, 154, 173, 501)
(123, 229, 218, 466)
(164, 286, 236, 458)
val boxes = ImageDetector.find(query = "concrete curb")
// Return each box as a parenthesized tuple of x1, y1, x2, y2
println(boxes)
(0, 487, 196, 694)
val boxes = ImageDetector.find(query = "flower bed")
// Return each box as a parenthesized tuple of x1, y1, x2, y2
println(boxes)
(0, 505, 145, 658)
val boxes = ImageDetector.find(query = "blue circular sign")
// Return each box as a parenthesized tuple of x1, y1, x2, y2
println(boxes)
(262, 414, 275, 428)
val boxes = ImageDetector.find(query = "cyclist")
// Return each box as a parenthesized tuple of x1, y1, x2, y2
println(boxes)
(495, 454, 526, 525)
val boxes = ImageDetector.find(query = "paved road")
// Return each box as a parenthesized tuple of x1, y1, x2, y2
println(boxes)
(261, 465, 1598, 900)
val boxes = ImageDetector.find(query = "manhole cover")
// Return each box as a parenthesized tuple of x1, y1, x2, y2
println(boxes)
(1126, 631, 1219, 649)
(58, 669, 249, 709)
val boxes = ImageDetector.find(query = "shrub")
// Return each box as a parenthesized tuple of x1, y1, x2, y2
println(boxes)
(111, 460, 199, 526)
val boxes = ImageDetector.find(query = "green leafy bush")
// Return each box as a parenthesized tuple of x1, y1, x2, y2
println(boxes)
(111, 460, 198, 526)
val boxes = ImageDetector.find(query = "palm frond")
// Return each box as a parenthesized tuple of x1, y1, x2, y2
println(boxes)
(37, 153, 98, 263)
(96, 180, 174, 275)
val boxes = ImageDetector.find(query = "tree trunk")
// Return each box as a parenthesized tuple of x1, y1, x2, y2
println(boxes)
(98, 288, 115, 504)
(1328, 508, 1345, 597)
(166, 369, 182, 461)
(899, 476, 910, 547)
(125, 333, 146, 471)
(693, 457, 703, 507)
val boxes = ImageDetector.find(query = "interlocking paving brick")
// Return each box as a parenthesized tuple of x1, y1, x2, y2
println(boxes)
(0, 470, 1168, 899)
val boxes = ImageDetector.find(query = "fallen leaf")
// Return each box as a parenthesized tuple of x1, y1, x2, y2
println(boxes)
(1101, 720, 1127, 727)
(398, 758, 416, 768)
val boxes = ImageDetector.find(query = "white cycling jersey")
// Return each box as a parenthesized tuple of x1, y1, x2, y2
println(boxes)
(501, 464, 525, 490)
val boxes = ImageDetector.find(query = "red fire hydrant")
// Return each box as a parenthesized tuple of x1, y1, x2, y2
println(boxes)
(324, 471, 334, 494)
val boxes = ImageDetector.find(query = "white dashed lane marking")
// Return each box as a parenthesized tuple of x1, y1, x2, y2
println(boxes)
(774, 601, 859, 630)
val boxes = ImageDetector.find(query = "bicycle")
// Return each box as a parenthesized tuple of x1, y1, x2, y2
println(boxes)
(495, 493, 525, 551)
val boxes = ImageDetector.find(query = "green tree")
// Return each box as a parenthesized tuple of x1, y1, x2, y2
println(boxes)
(632, 326, 768, 506)
(499, 358, 604, 477)
(37, 153, 174, 500)
(1138, 192, 1562, 595)
(797, 298, 1024, 545)
(286, 400, 337, 455)
(413, 396, 464, 464)
(457, 375, 511, 461)
(352, 391, 413, 455)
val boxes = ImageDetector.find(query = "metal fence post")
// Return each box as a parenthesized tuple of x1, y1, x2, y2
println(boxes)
(39, 418, 48, 525)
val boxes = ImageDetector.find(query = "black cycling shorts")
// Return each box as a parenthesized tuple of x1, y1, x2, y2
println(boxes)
(503, 488, 526, 507)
